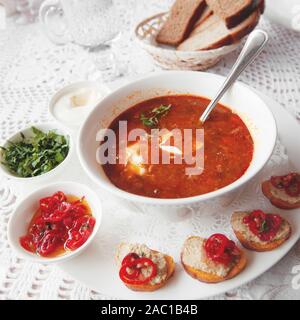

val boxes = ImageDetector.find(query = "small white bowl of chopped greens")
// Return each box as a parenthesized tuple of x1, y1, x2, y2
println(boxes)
(0, 123, 73, 182)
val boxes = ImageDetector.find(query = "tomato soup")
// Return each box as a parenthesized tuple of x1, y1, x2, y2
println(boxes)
(102, 95, 254, 199)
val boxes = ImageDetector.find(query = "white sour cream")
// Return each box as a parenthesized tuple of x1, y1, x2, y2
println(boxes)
(51, 84, 110, 127)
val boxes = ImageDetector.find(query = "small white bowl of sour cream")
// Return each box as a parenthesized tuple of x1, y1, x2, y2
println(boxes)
(49, 81, 111, 129)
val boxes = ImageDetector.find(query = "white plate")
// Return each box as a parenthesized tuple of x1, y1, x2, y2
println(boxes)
(59, 88, 300, 300)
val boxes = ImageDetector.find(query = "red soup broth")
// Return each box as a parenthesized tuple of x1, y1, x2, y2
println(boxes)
(102, 95, 254, 199)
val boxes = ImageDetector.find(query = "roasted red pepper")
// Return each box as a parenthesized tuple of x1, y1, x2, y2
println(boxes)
(65, 216, 96, 250)
(243, 210, 282, 241)
(119, 253, 157, 285)
(204, 233, 240, 266)
(122, 253, 140, 266)
(271, 173, 300, 197)
(20, 191, 95, 257)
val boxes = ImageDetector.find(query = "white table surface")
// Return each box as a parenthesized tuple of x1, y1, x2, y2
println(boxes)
(0, 0, 300, 300)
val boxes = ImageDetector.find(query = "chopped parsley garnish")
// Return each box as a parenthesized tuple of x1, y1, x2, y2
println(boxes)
(259, 220, 269, 233)
(140, 104, 172, 128)
(0, 127, 69, 178)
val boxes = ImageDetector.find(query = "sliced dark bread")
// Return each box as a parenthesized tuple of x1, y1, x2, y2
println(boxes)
(178, 9, 260, 51)
(156, 0, 206, 46)
(194, 6, 213, 28)
(190, 12, 220, 36)
(205, 0, 264, 28)
(258, 0, 265, 13)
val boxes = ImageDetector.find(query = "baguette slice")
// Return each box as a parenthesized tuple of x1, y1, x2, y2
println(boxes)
(206, 0, 264, 28)
(156, 0, 206, 46)
(231, 211, 292, 252)
(181, 236, 247, 283)
(262, 180, 300, 209)
(178, 9, 260, 51)
(116, 243, 175, 292)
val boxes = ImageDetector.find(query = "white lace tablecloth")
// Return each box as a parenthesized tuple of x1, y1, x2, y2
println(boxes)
(1, 1, 300, 300)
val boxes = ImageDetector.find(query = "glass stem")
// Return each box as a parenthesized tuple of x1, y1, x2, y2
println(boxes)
(86, 44, 118, 82)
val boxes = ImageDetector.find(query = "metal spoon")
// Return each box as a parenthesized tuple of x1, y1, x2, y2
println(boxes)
(200, 29, 269, 124)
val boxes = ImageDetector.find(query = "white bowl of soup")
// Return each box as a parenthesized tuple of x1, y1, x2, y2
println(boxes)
(77, 71, 277, 217)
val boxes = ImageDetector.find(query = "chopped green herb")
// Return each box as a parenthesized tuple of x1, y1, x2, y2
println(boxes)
(140, 104, 172, 128)
(0, 127, 69, 178)
(259, 220, 269, 233)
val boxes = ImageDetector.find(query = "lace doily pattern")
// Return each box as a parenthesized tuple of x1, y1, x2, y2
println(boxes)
(1, 0, 300, 300)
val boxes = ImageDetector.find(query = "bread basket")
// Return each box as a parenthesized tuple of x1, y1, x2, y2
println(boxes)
(135, 12, 241, 71)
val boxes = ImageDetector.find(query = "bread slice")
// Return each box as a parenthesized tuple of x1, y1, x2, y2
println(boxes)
(181, 236, 247, 283)
(156, 0, 206, 46)
(190, 11, 220, 36)
(205, 0, 264, 28)
(126, 252, 175, 292)
(178, 9, 260, 51)
(115, 243, 175, 292)
(262, 180, 300, 209)
(193, 6, 213, 28)
(231, 211, 292, 252)
(258, 0, 265, 14)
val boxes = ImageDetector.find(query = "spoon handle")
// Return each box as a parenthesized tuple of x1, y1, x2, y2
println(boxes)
(200, 29, 269, 123)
